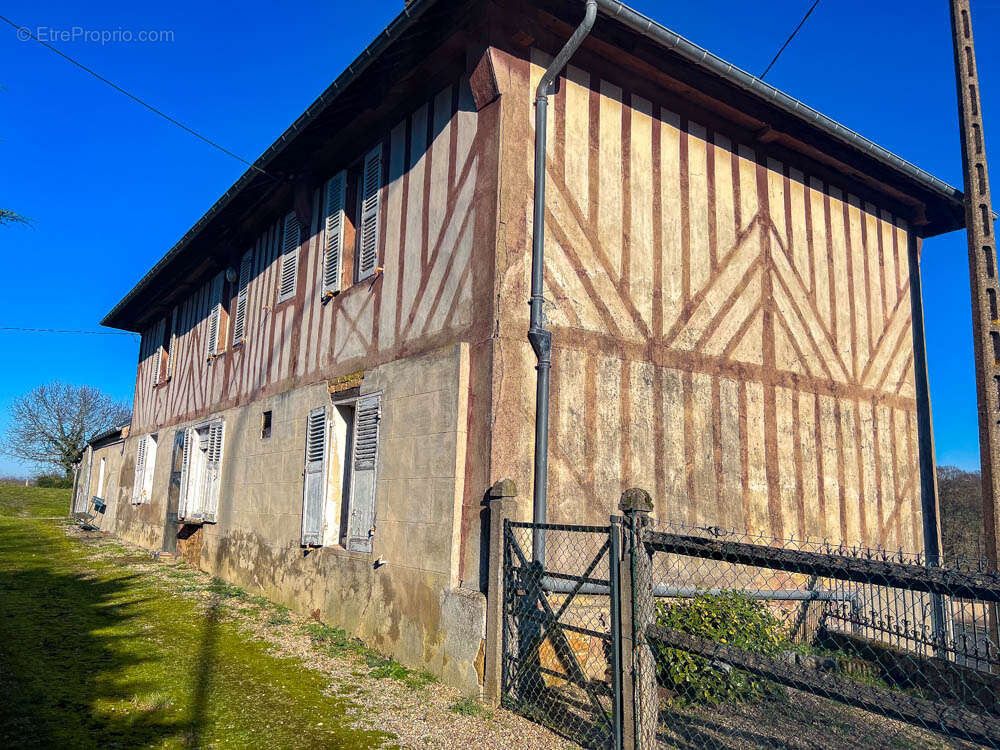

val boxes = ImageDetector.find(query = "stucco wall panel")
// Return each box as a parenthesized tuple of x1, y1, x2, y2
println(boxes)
(489, 45, 923, 551)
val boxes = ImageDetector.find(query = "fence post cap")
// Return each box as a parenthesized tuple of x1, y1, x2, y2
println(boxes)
(489, 478, 517, 499)
(619, 487, 653, 513)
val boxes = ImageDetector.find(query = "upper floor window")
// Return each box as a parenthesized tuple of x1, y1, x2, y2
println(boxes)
(151, 309, 176, 386)
(277, 212, 301, 303)
(320, 142, 383, 298)
(206, 272, 229, 360)
(355, 143, 383, 282)
(232, 249, 253, 344)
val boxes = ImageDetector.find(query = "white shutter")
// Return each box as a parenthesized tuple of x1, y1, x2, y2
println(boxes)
(322, 172, 346, 297)
(142, 435, 157, 501)
(203, 420, 225, 522)
(73, 448, 93, 514)
(357, 144, 382, 281)
(277, 212, 300, 302)
(165, 307, 178, 379)
(97, 458, 106, 498)
(132, 435, 147, 503)
(178, 428, 192, 520)
(151, 319, 166, 385)
(301, 407, 329, 546)
(206, 272, 224, 358)
(346, 394, 381, 553)
(232, 250, 253, 343)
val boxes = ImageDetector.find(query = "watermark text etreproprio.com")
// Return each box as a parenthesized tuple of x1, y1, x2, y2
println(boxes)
(16, 26, 175, 45)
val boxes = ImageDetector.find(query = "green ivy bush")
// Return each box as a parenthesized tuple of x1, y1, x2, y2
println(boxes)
(653, 591, 788, 705)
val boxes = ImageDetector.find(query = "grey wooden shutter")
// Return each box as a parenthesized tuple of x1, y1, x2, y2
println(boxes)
(233, 250, 253, 342)
(357, 144, 382, 281)
(346, 394, 381, 553)
(151, 319, 166, 385)
(277, 212, 300, 302)
(177, 428, 192, 520)
(203, 420, 225, 522)
(300, 407, 329, 546)
(73, 448, 93, 514)
(206, 273, 223, 358)
(132, 435, 147, 502)
(165, 307, 178, 379)
(322, 172, 346, 297)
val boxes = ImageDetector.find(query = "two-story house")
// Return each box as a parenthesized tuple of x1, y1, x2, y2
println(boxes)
(93, 0, 965, 693)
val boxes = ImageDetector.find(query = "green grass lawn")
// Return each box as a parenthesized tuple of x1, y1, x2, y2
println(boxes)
(0, 486, 393, 749)
(0, 483, 72, 518)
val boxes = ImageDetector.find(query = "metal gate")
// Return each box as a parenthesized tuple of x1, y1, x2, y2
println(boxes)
(501, 520, 623, 749)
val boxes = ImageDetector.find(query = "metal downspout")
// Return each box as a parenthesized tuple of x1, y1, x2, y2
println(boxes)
(529, 0, 598, 564)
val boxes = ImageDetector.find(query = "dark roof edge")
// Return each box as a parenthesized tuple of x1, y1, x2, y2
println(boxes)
(594, 0, 963, 208)
(100, 0, 439, 330)
(88, 421, 130, 447)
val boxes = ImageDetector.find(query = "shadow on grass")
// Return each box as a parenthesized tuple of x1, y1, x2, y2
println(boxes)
(0, 522, 219, 749)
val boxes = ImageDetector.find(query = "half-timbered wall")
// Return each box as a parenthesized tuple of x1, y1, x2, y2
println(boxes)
(490, 47, 924, 553)
(131, 78, 493, 439)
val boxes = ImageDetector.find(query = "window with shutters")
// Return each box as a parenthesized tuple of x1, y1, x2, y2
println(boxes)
(206, 272, 226, 359)
(96, 457, 107, 499)
(150, 318, 167, 386)
(177, 418, 225, 523)
(131, 433, 158, 504)
(322, 172, 346, 299)
(164, 307, 178, 381)
(277, 211, 300, 303)
(232, 249, 253, 344)
(355, 144, 383, 282)
(300, 407, 330, 546)
(300, 393, 382, 550)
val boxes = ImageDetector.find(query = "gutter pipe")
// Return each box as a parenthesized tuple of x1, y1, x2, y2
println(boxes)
(529, 0, 597, 564)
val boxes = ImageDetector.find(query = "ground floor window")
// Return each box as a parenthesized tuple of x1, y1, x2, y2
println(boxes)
(132, 433, 158, 504)
(300, 393, 381, 552)
(178, 418, 225, 523)
(96, 457, 107, 499)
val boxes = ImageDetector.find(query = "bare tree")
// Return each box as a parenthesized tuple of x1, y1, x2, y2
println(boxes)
(0, 208, 30, 226)
(2, 382, 131, 476)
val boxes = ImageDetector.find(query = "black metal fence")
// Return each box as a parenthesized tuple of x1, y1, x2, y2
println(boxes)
(501, 520, 623, 748)
(499, 496, 1000, 749)
(642, 519, 1000, 749)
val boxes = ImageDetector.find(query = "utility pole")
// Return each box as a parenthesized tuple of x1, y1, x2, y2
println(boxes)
(949, 0, 1000, 570)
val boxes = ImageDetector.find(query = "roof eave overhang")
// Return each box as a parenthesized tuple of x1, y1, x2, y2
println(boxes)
(102, 0, 965, 332)
(101, 0, 444, 332)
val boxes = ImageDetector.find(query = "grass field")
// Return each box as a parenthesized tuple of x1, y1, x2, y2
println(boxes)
(0, 484, 71, 518)
(0, 485, 391, 749)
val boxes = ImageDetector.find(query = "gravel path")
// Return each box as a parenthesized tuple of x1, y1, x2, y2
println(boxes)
(71, 526, 579, 750)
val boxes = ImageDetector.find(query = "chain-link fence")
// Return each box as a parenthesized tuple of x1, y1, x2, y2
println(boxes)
(642, 519, 1000, 749)
(497, 504, 1000, 749)
(501, 520, 623, 748)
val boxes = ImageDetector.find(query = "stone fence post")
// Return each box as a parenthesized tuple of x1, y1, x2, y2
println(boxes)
(484, 478, 517, 706)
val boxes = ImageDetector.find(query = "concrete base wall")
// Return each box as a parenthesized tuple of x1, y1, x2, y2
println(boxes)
(112, 343, 487, 694)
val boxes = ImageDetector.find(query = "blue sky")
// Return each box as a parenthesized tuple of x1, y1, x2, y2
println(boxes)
(0, 0, 996, 477)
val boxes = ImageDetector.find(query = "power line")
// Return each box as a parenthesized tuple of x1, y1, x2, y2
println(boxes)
(0, 14, 270, 177)
(0, 326, 135, 337)
(759, 0, 821, 80)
